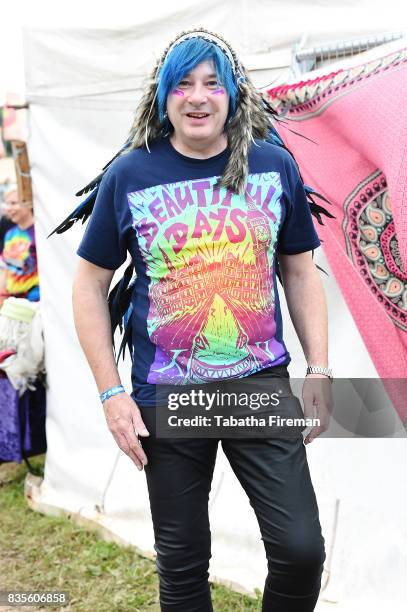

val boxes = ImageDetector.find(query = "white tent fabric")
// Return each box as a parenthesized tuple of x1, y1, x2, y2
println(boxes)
(23, 11, 406, 610)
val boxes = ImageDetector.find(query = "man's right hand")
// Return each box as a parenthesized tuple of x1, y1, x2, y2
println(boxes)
(72, 260, 150, 470)
(103, 393, 150, 470)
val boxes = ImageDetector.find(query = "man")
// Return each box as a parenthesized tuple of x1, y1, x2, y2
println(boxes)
(72, 29, 332, 612)
(0, 184, 40, 306)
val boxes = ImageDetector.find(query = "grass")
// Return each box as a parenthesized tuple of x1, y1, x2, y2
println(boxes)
(0, 456, 262, 611)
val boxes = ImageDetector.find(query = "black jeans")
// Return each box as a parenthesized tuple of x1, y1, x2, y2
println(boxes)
(140, 367, 326, 611)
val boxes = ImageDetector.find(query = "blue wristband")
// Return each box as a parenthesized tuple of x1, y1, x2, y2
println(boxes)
(100, 385, 125, 404)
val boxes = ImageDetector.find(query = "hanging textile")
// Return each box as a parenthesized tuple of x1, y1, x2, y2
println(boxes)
(267, 47, 407, 420)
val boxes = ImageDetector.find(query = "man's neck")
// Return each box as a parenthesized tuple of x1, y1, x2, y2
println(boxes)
(170, 134, 227, 159)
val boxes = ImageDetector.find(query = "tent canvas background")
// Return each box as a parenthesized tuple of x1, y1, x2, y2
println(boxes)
(20, 4, 407, 609)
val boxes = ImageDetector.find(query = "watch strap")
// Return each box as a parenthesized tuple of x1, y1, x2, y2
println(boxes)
(306, 365, 333, 380)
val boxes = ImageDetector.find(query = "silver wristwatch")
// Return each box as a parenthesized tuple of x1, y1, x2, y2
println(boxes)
(306, 365, 333, 380)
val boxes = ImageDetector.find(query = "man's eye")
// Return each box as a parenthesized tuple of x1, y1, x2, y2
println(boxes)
(207, 80, 219, 87)
(178, 80, 190, 88)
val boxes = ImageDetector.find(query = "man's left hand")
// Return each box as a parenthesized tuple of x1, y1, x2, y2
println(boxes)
(302, 374, 333, 444)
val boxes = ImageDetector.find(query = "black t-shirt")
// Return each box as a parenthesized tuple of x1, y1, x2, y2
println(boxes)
(78, 137, 320, 406)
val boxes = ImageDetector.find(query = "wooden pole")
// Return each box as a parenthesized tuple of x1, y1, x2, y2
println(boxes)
(11, 140, 33, 205)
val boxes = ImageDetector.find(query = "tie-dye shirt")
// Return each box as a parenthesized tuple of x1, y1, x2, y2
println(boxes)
(78, 138, 320, 406)
(1, 224, 40, 301)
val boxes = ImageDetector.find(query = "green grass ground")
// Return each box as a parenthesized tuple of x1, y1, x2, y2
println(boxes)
(0, 456, 262, 611)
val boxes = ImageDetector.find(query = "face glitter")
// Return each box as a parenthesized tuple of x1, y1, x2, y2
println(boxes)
(211, 88, 225, 95)
(172, 88, 185, 96)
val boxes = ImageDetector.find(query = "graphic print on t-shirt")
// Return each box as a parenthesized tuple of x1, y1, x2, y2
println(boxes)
(127, 172, 286, 384)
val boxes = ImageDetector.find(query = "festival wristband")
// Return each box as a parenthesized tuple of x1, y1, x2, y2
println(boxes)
(100, 385, 125, 404)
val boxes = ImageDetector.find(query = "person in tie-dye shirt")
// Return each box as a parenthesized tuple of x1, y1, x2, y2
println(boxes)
(0, 185, 40, 306)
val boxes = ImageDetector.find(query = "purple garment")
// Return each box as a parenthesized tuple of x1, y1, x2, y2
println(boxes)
(0, 374, 46, 463)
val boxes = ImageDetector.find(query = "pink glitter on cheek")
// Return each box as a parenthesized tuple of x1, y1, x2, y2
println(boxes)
(172, 89, 185, 96)
(211, 88, 225, 95)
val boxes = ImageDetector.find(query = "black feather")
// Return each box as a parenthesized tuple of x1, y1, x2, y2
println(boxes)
(50, 140, 133, 236)
(75, 172, 105, 197)
(315, 263, 328, 276)
(75, 140, 131, 197)
(47, 189, 97, 238)
(108, 261, 135, 338)
(304, 187, 331, 205)
(116, 314, 134, 363)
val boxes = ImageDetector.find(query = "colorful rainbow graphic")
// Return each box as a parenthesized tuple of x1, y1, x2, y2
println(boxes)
(127, 173, 286, 384)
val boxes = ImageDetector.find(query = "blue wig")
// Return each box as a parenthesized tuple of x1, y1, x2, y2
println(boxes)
(157, 38, 238, 124)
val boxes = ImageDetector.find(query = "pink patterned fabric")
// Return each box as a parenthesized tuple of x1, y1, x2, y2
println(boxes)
(268, 48, 407, 417)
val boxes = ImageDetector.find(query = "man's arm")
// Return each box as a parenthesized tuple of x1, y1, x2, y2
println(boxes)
(278, 251, 328, 367)
(72, 258, 149, 469)
(278, 251, 332, 443)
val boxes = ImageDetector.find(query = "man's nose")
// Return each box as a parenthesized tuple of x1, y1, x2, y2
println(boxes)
(186, 83, 208, 105)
